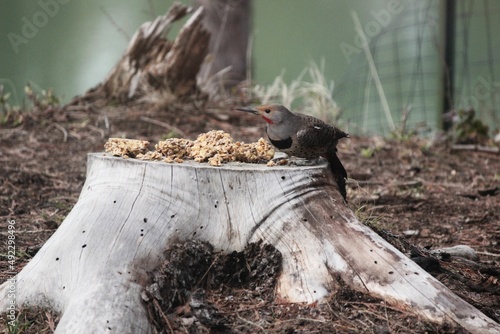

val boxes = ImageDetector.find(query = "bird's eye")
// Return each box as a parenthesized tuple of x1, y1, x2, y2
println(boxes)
(264, 109, 271, 113)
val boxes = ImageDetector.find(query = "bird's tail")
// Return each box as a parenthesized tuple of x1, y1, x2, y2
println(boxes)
(326, 146, 347, 202)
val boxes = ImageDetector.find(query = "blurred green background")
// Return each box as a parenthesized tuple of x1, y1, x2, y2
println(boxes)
(1, 0, 499, 135)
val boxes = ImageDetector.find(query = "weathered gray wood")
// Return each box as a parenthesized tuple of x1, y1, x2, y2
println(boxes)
(0, 153, 498, 333)
(73, 3, 209, 105)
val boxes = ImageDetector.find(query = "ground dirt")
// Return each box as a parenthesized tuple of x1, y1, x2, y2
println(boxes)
(0, 102, 499, 333)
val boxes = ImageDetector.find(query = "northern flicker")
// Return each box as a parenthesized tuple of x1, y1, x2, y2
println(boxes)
(236, 104, 348, 201)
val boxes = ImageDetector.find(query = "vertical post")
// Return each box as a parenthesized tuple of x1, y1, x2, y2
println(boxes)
(195, 0, 252, 91)
(442, 0, 456, 130)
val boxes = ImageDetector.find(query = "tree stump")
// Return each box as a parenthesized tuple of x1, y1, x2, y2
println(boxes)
(0, 153, 498, 333)
(72, 3, 210, 106)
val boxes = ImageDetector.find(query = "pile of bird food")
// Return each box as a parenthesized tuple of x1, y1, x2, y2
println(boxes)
(104, 130, 275, 166)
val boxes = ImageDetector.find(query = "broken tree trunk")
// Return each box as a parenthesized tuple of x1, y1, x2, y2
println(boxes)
(0, 153, 498, 333)
(72, 3, 210, 105)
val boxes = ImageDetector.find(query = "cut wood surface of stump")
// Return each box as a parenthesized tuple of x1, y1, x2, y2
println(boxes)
(1, 152, 499, 333)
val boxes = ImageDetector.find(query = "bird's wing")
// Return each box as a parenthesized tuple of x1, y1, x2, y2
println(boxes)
(296, 117, 347, 148)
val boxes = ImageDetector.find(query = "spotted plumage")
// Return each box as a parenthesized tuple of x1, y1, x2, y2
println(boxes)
(236, 104, 348, 201)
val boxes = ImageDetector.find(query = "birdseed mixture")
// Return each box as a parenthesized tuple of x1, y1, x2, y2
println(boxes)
(104, 130, 275, 166)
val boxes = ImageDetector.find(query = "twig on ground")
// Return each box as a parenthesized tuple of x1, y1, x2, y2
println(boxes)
(236, 313, 266, 332)
(48, 123, 68, 142)
(140, 116, 187, 138)
(476, 251, 500, 258)
(153, 299, 174, 334)
(451, 144, 499, 154)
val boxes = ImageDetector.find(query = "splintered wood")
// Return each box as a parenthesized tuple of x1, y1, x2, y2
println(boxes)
(105, 130, 275, 166)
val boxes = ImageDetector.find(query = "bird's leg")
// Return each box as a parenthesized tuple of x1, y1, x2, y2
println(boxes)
(271, 151, 289, 163)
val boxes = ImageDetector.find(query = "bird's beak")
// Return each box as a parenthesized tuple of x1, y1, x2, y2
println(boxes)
(235, 107, 259, 115)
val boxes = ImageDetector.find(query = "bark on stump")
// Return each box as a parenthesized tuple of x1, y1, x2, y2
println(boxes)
(0, 153, 498, 333)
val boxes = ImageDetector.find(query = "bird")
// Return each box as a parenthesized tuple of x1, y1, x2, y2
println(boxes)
(236, 104, 348, 201)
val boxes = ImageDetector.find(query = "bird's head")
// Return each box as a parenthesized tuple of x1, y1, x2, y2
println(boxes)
(236, 105, 291, 124)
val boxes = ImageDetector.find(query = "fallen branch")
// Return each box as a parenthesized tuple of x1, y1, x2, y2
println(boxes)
(451, 144, 499, 154)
